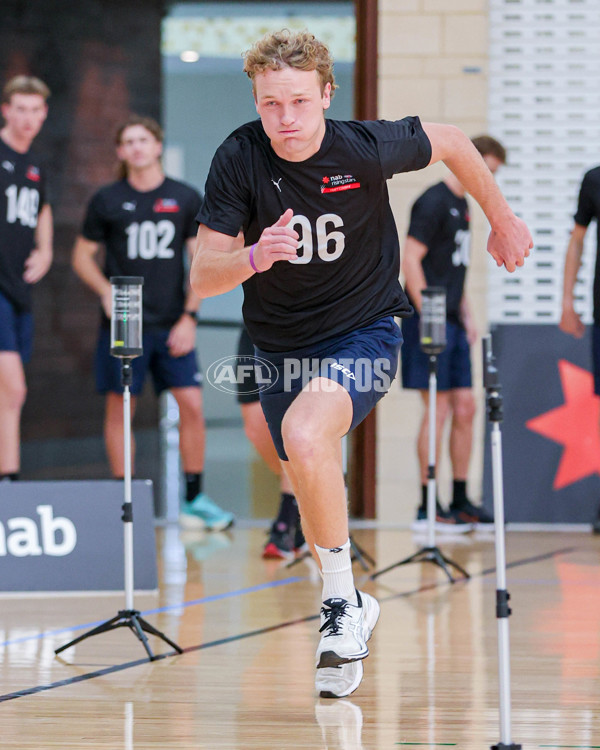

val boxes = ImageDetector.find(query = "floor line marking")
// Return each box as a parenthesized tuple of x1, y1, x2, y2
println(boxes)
(0, 545, 576, 703)
(0, 576, 305, 648)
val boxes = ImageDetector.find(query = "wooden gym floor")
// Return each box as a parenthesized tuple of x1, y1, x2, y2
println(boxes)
(1, 526, 599, 749)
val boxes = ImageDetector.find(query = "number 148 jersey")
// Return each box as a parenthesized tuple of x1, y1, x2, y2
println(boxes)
(0, 138, 48, 312)
(198, 116, 432, 351)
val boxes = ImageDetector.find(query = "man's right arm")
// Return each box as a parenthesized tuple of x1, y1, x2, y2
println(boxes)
(422, 122, 532, 272)
(559, 223, 587, 338)
(190, 209, 298, 298)
(71, 236, 112, 317)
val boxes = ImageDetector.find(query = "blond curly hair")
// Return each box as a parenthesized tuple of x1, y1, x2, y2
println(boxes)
(243, 29, 337, 96)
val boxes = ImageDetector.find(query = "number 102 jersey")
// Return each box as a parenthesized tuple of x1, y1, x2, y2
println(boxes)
(82, 177, 201, 328)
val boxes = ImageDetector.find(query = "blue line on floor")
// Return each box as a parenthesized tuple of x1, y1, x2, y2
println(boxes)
(0, 546, 576, 703)
(0, 576, 305, 648)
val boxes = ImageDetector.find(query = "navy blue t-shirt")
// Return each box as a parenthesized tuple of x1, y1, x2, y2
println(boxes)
(197, 117, 432, 351)
(82, 177, 201, 328)
(407, 181, 470, 324)
(0, 138, 49, 311)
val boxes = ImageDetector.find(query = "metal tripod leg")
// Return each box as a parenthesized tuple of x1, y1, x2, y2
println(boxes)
(371, 545, 469, 583)
(55, 609, 184, 661)
(371, 355, 470, 584)
(349, 535, 376, 570)
(54, 364, 183, 663)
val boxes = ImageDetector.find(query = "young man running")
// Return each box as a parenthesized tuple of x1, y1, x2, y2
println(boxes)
(191, 30, 532, 697)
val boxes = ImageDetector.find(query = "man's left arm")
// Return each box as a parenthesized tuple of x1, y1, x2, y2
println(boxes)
(167, 236, 202, 358)
(422, 123, 532, 272)
(23, 203, 53, 283)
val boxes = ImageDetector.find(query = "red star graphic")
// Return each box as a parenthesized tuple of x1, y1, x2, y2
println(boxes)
(526, 360, 600, 489)
(322, 176, 329, 183)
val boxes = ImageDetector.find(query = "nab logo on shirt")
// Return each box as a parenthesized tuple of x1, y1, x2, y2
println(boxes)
(0, 504, 77, 557)
(153, 198, 180, 213)
(320, 174, 361, 194)
(26, 165, 41, 182)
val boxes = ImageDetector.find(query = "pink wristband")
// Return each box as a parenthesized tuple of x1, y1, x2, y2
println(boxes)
(249, 243, 262, 274)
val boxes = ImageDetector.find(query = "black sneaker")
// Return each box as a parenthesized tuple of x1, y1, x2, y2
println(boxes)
(592, 512, 600, 535)
(263, 522, 294, 560)
(411, 501, 473, 534)
(293, 522, 309, 557)
(450, 499, 494, 530)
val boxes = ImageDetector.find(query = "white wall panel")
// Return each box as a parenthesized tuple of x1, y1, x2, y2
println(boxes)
(488, 0, 600, 323)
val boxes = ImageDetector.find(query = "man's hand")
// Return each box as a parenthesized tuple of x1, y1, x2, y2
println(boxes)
(167, 314, 197, 358)
(559, 306, 585, 339)
(487, 214, 533, 272)
(23, 248, 52, 284)
(250, 208, 299, 272)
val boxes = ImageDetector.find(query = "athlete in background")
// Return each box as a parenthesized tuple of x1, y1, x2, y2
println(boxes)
(401, 135, 506, 532)
(0, 75, 53, 481)
(72, 115, 233, 531)
(560, 163, 600, 533)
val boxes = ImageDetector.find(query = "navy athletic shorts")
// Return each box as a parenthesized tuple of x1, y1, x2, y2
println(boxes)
(95, 326, 202, 396)
(0, 290, 33, 362)
(401, 313, 471, 391)
(236, 325, 260, 405)
(256, 316, 402, 461)
(592, 324, 600, 396)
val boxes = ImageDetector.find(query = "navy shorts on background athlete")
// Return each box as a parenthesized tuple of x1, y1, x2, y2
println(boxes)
(95, 327, 202, 396)
(0, 290, 33, 362)
(256, 316, 402, 461)
(401, 313, 471, 391)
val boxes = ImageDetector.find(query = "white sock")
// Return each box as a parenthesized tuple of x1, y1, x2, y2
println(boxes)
(315, 539, 357, 605)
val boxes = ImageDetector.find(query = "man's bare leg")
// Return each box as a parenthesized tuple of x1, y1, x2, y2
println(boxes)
(104, 391, 137, 477)
(0, 352, 27, 475)
(448, 387, 475, 482)
(171, 386, 205, 473)
(281, 377, 352, 550)
(282, 378, 380, 672)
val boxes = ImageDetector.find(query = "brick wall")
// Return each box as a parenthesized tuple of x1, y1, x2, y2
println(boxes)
(0, 0, 163, 462)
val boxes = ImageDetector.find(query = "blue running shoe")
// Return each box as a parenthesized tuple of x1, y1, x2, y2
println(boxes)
(180, 493, 234, 531)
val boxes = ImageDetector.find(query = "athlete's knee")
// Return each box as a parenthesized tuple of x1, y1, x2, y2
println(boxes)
(243, 417, 266, 448)
(453, 392, 476, 424)
(0, 376, 27, 410)
(281, 413, 320, 465)
(173, 388, 204, 423)
(423, 398, 450, 430)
